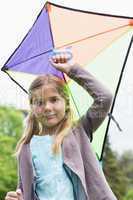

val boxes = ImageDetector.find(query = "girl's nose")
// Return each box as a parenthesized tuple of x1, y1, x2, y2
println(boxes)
(44, 102, 52, 110)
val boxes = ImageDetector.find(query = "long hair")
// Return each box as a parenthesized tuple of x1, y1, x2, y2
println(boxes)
(15, 74, 74, 156)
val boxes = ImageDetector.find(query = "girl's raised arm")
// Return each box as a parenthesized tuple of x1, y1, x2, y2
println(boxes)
(50, 52, 113, 141)
(67, 65, 113, 141)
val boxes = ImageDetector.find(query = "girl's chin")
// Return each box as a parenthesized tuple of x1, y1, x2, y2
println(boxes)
(37, 116, 64, 128)
(46, 120, 59, 127)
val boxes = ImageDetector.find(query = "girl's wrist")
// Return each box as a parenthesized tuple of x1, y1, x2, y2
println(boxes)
(65, 63, 78, 74)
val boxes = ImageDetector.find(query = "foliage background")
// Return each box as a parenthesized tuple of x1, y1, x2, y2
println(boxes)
(0, 106, 23, 199)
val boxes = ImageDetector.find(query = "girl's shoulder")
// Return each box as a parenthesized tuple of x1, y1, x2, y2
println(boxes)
(71, 118, 92, 142)
(17, 143, 30, 160)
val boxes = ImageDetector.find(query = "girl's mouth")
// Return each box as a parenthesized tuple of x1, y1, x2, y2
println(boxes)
(45, 114, 56, 119)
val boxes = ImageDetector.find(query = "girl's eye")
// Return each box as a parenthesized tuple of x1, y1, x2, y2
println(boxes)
(51, 97, 59, 103)
(33, 100, 43, 106)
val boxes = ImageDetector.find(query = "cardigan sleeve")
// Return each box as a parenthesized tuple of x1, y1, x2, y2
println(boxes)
(16, 155, 24, 194)
(67, 65, 113, 141)
(16, 177, 23, 192)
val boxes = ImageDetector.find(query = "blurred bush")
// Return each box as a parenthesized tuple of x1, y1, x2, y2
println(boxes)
(0, 106, 23, 199)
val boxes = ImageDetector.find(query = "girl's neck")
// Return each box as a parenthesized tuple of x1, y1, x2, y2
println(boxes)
(38, 128, 55, 136)
(38, 124, 60, 136)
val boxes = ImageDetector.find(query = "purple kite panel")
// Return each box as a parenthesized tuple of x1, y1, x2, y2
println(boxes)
(5, 8, 55, 73)
(10, 51, 63, 78)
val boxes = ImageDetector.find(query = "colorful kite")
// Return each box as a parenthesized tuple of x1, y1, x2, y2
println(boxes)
(1, 1, 133, 161)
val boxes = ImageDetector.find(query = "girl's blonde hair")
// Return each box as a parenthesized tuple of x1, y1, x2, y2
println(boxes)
(15, 74, 74, 156)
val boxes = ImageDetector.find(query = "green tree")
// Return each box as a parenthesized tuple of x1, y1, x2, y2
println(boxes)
(119, 151, 133, 200)
(119, 150, 133, 188)
(123, 189, 133, 200)
(0, 106, 23, 139)
(0, 106, 23, 199)
(0, 136, 17, 198)
(103, 137, 129, 200)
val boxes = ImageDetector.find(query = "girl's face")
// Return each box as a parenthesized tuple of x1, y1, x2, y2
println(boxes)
(31, 84, 66, 128)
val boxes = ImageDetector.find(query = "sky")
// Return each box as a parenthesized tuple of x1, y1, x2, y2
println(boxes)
(0, 0, 133, 155)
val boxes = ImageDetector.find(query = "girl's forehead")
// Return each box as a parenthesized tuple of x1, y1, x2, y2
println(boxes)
(32, 84, 60, 98)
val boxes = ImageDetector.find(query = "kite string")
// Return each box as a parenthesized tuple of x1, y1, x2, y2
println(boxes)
(108, 113, 122, 131)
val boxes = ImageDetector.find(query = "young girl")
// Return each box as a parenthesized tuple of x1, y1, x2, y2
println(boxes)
(5, 52, 117, 200)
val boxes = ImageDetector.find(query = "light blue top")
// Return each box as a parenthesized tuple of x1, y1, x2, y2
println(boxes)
(30, 135, 74, 200)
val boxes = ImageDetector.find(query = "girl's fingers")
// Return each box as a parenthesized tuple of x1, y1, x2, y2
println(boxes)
(51, 52, 70, 63)
(6, 192, 18, 198)
(52, 55, 60, 63)
(16, 189, 22, 195)
(16, 189, 23, 200)
(5, 192, 18, 200)
(5, 189, 23, 200)
(5, 197, 18, 200)
(60, 53, 68, 63)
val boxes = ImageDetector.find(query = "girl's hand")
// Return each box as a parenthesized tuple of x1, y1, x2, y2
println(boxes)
(49, 50, 75, 74)
(5, 189, 23, 200)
